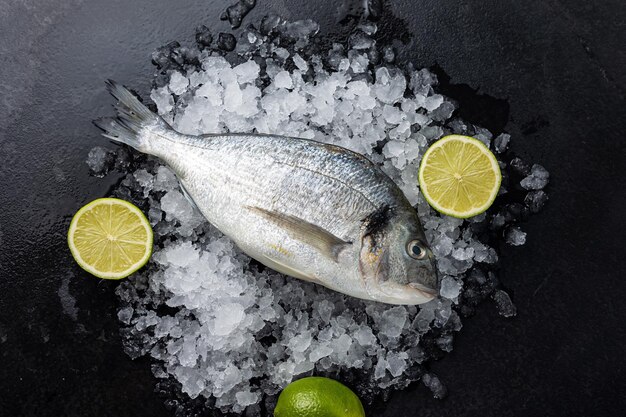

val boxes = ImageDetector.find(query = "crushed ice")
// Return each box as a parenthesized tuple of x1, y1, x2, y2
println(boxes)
(87, 14, 550, 415)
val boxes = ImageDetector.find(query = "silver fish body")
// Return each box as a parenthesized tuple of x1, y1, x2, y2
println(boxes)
(96, 81, 439, 305)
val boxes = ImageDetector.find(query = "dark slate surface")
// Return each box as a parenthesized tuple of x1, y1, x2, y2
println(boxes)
(0, 1, 624, 416)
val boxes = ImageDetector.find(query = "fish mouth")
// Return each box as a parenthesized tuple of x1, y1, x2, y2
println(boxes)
(407, 282, 438, 296)
(378, 281, 437, 305)
(406, 262, 440, 296)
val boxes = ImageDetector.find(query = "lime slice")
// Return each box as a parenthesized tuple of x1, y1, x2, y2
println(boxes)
(418, 134, 501, 218)
(274, 377, 365, 417)
(67, 198, 153, 279)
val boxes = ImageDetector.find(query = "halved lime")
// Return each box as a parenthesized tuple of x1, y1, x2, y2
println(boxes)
(67, 198, 153, 279)
(274, 377, 365, 417)
(418, 134, 501, 218)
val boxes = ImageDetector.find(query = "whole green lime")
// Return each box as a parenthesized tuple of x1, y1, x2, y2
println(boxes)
(274, 377, 365, 417)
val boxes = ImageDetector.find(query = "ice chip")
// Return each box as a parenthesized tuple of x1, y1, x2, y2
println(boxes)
(117, 306, 134, 325)
(213, 303, 246, 336)
(422, 373, 447, 399)
(274, 71, 293, 89)
(224, 82, 244, 112)
(235, 390, 259, 407)
(217, 32, 237, 51)
(493, 290, 517, 317)
(292, 53, 308, 71)
(386, 351, 408, 377)
(524, 190, 549, 213)
(374, 355, 387, 379)
(150, 87, 175, 114)
(160, 191, 194, 222)
(220, 0, 256, 29)
(473, 126, 493, 148)
(309, 345, 333, 362)
(354, 326, 377, 346)
(133, 169, 154, 197)
(520, 164, 550, 190)
(382, 45, 395, 63)
(382, 104, 403, 125)
(153, 166, 178, 192)
(195, 25, 213, 47)
(451, 247, 474, 261)
(169, 72, 189, 96)
(374, 67, 406, 104)
(278, 19, 319, 49)
(234, 60, 260, 84)
(440, 277, 462, 300)
(357, 22, 377, 35)
(510, 157, 531, 176)
(505, 226, 527, 246)
(349, 31, 374, 50)
(494, 133, 511, 153)
(86, 146, 115, 177)
(288, 332, 312, 353)
(380, 307, 408, 338)
(423, 95, 444, 112)
(383, 140, 405, 158)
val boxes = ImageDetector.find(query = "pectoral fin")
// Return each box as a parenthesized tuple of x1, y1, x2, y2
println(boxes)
(179, 181, 200, 212)
(247, 206, 351, 262)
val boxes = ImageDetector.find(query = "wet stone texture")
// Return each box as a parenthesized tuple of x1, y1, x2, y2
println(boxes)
(0, 1, 624, 417)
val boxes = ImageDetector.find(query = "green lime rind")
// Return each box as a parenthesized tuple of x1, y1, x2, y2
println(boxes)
(274, 376, 365, 417)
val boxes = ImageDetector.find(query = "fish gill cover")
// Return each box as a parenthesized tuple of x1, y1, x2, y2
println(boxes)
(87, 8, 549, 416)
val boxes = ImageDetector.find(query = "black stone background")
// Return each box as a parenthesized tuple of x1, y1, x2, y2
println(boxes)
(0, 0, 625, 416)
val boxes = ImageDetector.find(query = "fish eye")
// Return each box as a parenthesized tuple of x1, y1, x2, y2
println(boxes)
(406, 240, 427, 260)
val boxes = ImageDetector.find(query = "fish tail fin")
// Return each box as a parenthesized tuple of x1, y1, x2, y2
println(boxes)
(93, 117, 142, 149)
(93, 80, 161, 152)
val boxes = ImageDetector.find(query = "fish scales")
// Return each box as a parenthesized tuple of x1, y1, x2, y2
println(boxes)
(175, 134, 396, 238)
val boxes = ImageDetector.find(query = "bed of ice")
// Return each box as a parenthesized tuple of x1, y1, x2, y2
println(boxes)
(88, 14, 549, 416)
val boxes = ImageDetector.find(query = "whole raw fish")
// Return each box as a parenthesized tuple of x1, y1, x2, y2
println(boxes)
(95, 80, 439, 305)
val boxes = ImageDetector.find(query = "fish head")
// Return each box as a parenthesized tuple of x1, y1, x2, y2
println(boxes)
(358, 206, 438, 305)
